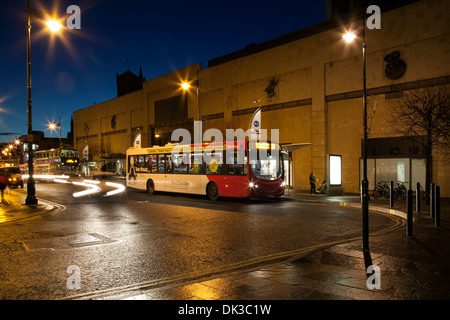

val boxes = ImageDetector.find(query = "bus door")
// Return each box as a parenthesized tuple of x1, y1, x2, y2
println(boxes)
(221, 150, 248, 197)
(170, 153, 190, 192)
(155, 154, 169, 191)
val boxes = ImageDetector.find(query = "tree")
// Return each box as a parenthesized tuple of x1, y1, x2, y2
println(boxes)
(385, 84, 449, 203)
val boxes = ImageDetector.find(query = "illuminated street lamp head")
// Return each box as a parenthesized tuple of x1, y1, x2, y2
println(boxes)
(46, 19, 62, 32)
(343, 31, 357, 43)
(49, 122, 57, 130)
(181, 82, 191, 90)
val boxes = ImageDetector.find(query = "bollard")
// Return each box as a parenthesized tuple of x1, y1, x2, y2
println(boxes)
(430, 183, 435, 218)
(416, 182, 421, 213)
(390, 181, 394, 208)
(407, 189, 413, 236)
(435, 186, 441, 227)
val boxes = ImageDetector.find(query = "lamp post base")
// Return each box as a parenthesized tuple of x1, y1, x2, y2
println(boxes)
(25, 180, 38, 205)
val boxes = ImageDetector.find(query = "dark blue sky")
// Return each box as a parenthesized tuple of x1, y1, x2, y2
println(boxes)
(0, 0, 324, 143)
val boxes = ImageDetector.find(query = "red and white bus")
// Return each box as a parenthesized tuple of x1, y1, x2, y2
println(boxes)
(126, 141, 285, 200)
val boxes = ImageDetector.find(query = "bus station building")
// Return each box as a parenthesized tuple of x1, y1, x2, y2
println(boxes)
(73, 0, 450, 196)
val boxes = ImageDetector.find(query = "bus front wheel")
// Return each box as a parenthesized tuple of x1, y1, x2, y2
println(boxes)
(146, 180, 155, 194)
(207, 182, 219, 201)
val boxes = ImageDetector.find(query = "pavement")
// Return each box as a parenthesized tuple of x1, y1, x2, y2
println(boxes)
(0, 188, 57, 224)
(1, 186, 449, 300)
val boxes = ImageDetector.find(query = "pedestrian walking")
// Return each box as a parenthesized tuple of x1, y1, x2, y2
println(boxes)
(0, 173, 6, 202)
(309, 172, 316, 194)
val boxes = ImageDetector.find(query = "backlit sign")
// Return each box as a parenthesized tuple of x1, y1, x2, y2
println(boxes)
(329, 155, 342, 186)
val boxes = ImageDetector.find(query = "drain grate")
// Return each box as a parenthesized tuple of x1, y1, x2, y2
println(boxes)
(59, 233, 105, 247)
(23, 233, 116, 251)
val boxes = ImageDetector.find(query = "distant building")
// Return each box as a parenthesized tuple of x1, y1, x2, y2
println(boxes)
(73, 0, 450, 196)
(116, 68, 145, 97)
(4, 131, 72, 165)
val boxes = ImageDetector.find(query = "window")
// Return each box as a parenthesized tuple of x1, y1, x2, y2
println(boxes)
(366, 136, 425, 157)
(248, 147, 282, 181)
(173, 153, 189, 174)
(154, 95, 188, 124)
(158, 154, 166, 173)
(224, 151, 246, 175)
(190, 153, 205, 174)
(204, 151, 223, 175)
(146, 155, 158, 173)
(136, 155, 146, 169)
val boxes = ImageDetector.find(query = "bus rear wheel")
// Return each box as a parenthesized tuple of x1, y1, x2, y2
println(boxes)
(207, 182, 219, 201)
(146, 180, 155, 194)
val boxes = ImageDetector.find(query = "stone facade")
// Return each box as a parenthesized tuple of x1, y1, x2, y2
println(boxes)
(73, 0, 450, 195)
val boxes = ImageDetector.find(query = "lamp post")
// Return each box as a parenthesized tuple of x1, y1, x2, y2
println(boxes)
(25, 0, 62, 205)
(26, 0, 37, 205)
(343, 14, 369, 250)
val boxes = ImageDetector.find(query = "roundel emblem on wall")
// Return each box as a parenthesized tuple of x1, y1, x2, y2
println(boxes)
(111, 114, 117, 129)
(253, 120, 260, 127)
(384, 51, 406, 80)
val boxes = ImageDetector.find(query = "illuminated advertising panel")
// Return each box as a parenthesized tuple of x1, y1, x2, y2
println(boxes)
(329, 155, 342, 186)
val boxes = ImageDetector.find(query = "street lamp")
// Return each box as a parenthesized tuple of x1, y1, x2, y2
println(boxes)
(49, 117, 62, 148)
(343, 16, 369, 250)
(46, 19, 63, 33)
(181, 82, 191, 90)
(26, 0, 62, 205)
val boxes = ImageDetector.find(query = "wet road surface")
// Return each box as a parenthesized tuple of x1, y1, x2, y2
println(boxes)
(0, 181, 397, 299)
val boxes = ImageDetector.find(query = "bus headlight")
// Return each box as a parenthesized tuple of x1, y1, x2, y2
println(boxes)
(249, 182, 254, 188)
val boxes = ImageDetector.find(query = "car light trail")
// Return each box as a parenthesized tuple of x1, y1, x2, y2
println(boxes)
(54, 178, 70, 183)
(83, 179, 101, 184)
(72, 181, 102, 198)
(22, 174, 70, 180)
(105, 182, 125, 197)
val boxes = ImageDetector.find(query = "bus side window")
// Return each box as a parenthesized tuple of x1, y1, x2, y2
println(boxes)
(165, 154, 173, 173)
(147, 155, 157, 173)
(204, 151, 222, 175)
(173, 153, 187, 174)
(157, 154, 165, 173)
(190, 154, 204, 174)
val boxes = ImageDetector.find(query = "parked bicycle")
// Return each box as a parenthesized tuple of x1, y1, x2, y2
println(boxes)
(415, 183, 426, 201)
(373, 181, 390, 199)
(393, 181, 407, 200)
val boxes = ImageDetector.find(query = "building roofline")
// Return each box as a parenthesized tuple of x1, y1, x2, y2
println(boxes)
(208, 19, 339, 68)
(208, 0, 420, 68)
